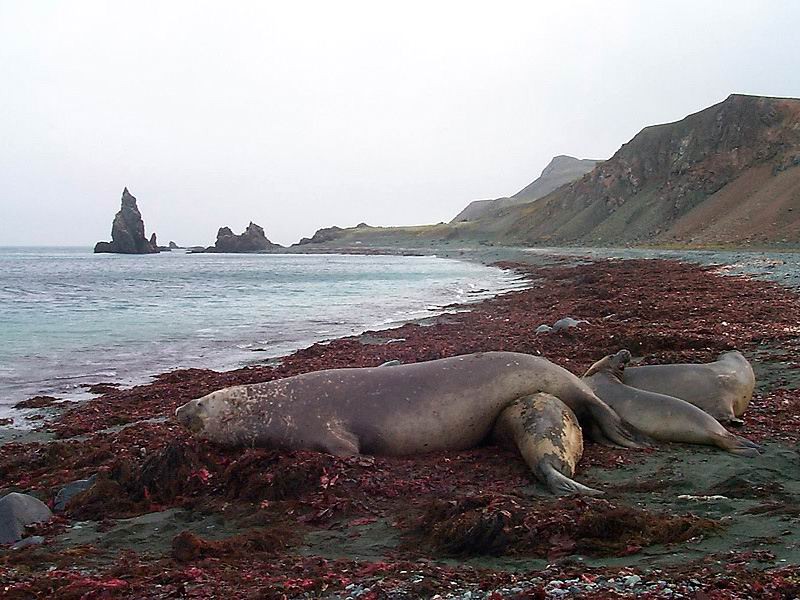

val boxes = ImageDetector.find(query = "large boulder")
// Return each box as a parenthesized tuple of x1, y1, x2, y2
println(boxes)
(204, 222, 280, 253)
(0, 492, 52, 545)
(94, 188, 160, 254)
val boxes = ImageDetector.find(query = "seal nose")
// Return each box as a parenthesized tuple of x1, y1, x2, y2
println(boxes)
(175, 400, 205, 432)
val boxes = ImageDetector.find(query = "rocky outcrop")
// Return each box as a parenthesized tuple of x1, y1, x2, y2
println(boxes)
(452, 156, 601, 222)
(296, 226, 345, 245)
(94, 188, 160, 254)
(203, 222, 281, 253)
(168, 241, 180, 249)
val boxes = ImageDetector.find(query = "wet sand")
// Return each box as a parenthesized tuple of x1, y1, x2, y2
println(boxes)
(1, 254, 800, 598)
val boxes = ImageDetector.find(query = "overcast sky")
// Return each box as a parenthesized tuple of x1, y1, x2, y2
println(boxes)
(2, 1, 799, 246)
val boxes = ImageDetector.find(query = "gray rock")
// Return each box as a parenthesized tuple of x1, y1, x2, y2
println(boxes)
(551, 317, 589, 332)
(203, 222, 281, 253)
(535, 324, 552, 334)
(625, 575, 642, 587)
(0, 493, 53, 544)
(10, 535, 45, 550)
(54, 475, 97, 512)
(94, 188, 160, 254)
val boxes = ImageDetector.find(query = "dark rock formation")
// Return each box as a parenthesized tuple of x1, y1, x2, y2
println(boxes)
(296, 226, 344, 245)
(94, 188, 160, 254)
(203, 222, 281, 253)
(168, 241, 180, 249)
(452, 155, 601, 222)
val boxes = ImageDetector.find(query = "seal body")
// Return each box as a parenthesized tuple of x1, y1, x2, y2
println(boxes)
(622, 350, 754, 423)
(583, 350, 760, 457)
(492, 393, 601, 496)
(176, 352, 641, 457)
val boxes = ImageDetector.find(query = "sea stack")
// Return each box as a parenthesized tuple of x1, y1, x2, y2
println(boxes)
(204, 222, 281, 253)
(94, 188, 160, 254)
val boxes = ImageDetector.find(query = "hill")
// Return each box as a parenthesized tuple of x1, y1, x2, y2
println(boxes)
(476, 94, 800, 247)
(294, 95, 800, 250)
(451, 155, 601, 223)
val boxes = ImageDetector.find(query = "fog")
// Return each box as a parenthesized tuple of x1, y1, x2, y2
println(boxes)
(2, 1, 799, 246)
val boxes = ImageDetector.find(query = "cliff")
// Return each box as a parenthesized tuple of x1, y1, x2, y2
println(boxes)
(203, 222, 281, 253)
(451, 156, 601, 223)
(479, 94, 800, 246)
(94, 188, 160, 254)
(293, 95, 800, 250)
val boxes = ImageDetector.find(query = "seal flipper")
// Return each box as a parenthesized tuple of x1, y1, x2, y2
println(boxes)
(321, 427, 361, 457)
(492, 393, 600, 497)
(542, 463, 603, 497)
(586, 401, 650, 449)
(714, 432, 762, 457)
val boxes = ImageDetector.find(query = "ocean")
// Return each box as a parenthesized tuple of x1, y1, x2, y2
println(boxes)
(0, 247, 527, 415)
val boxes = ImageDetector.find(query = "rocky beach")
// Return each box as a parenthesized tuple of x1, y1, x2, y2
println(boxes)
(1, 251, 800, 599)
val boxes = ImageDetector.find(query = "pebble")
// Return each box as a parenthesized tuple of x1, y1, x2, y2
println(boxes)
(624, 575, 642, 587)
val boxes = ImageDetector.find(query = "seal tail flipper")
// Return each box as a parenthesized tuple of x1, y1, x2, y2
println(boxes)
(322, 428, 361, 457)
(587, 403, 651, 449)
(714, 433, 762, 457)
(542, 463, 603, 497)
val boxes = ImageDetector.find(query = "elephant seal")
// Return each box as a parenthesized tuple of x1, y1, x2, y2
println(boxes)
(492, 393, 601, 496)
(583, 350, 760, 457)
(622, 350, 754, 424)
(176, 351, 642, 459)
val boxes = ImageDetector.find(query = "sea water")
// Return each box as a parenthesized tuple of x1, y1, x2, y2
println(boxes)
(0, 247, 527, 413)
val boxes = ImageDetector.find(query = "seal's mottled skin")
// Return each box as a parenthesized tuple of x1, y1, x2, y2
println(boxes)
(492, 393, 601, 496)
(622, 350, 754, 424)
(583, 350, 761, 457)
(175, 352, 641, 459)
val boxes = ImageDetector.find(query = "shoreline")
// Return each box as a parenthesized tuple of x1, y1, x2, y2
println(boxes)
(2, 251, 800, 597)
(0, 250, 526, 419)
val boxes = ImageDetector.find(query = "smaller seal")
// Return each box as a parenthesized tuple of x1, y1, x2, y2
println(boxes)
(583, 350, 761, 457)
(622, 350, 755, 424)
(492, 393, 601, 496)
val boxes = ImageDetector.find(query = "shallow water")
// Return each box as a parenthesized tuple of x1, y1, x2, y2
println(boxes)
(0, 247, 525, 411)
(517, 246, 800, 288)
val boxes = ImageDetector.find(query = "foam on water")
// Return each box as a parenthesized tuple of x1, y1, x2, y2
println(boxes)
(0, 247, 526, 417)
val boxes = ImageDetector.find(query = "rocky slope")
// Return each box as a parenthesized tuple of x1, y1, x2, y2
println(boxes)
(452, 155, 601, 223)
(472, 94, 800, 247)
(296, 95, 800, 250)
(94, 188, 160, 254)
(201, 222, 281, 253)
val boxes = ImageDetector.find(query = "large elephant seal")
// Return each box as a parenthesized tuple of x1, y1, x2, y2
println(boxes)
(622, 350, 754, 424)
(176, 352, 642, 459)
(492, 393, 601, 496)
(583, 350, 761, 457)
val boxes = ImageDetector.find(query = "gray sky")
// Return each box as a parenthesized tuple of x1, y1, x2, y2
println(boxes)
(2, 1, 799, 247)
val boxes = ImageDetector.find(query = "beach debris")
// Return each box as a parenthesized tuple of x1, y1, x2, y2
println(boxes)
(0, 492, 53, 545)
(534, 318, 588, 334)
(13, 395, 60, 409)
(54, 475, 97, 512)
(677, 494, 730, 502)
(378, 360, 402, 367)
(552, 317, 590, 332)
(10, 535, 45, 550)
